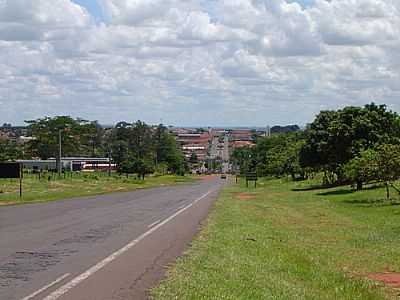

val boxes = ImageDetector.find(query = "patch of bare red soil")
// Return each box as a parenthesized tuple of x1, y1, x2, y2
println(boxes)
(368, 272, 400, 288)
(236, 193, 256, 200)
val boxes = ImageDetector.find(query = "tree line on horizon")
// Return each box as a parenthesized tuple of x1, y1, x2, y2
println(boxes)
(2, 103, 400, 190)
(232, 103, 400, 198)
(0, 117, 186, 178)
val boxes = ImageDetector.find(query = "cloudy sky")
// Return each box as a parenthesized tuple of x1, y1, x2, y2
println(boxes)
(0, 0, 399, 126)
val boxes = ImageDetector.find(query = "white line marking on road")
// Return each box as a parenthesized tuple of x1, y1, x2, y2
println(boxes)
(20, 273, 70, 300)
(42, 189, 215, 300)
(147, 219, 161, 228)
(177, 205, 185, 210)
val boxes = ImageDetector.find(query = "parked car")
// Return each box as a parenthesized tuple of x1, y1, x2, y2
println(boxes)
(221, 174, 227, 179)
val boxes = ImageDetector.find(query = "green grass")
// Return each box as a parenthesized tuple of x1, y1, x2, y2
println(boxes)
(0, 172, 193, 205)
(152, 178, 400, 300)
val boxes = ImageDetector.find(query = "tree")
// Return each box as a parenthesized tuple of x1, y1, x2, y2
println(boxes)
(189, 152, 198, 164)
(130, 120, 154, 161)
(80, 121, 105, 157)
(0, 139, 23, 161)
(110, 122, 132, 169)
(110, 121, 186, 176)
(375, 144, 400, 199)
(26, 116, 95, 159)
(254, 132, 306, 180)
(118, 159, 135, 176)
(133, 158, 155, 180)
(300, 104, 400, 184)
(153, 124, 186, 174)
(231, 146, 257, 174)
(299, 110, 337, 180)
(344, 144, 400, 198)
(344, 149, 379, 190)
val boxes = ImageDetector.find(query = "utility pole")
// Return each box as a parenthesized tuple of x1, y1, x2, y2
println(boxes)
(58, 129, 62, 177)
(108, 149, 112, 177)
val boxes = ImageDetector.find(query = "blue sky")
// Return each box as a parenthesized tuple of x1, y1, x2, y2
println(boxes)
(288, 0, 315, 7)
(73, 0, 103, 20)
(73, 0, 315, 21)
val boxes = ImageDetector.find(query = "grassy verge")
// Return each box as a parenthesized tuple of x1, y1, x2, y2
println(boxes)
(152, 178, 400, 300)
(0, 172, 193, 205)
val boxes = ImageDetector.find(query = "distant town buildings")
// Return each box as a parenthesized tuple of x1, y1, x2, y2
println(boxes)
(230, 129, 254, 142)
(0, 125, 29, 144)
(172, 129, 211, 161)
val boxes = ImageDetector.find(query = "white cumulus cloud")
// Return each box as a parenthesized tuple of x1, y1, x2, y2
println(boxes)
(0, 0, 399, 126)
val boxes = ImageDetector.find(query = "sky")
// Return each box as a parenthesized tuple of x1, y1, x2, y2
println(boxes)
(0, 0, 399, 126)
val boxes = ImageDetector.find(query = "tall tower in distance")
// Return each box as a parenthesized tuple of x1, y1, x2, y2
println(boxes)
(266, 125, 271, 137)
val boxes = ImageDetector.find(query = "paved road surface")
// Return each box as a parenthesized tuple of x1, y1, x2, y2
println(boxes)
(222, 135, 231, 173)
(0, 176, 223, 300)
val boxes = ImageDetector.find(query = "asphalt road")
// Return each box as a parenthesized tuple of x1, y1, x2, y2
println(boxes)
(0, 176, 223, 300)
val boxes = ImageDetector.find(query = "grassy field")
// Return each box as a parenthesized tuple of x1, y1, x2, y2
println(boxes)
(153, 177, 400, 300)
(0, 172, 193, 205)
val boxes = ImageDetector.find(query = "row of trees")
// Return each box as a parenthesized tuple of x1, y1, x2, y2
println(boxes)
(232, 103, 400, 197)
(231, 132, 305, 180)
(110, 121, 186, 177)
(26, 116, 104, 159)
(1, 116, 187, 178)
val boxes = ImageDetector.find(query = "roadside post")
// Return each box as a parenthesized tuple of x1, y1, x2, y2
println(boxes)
(0, 162, 23, 197)
(108, 149, 112, 177)
(245, 172, 258, 188)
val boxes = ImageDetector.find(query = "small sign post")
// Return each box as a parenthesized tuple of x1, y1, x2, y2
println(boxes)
(245, 172, 258, 188)
(0, 162, 23, 198)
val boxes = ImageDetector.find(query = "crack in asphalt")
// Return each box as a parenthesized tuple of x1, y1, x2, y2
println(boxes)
(0, 224, 122, 289)
(0, 249, 76, 288)
(53, 224, 122, 246)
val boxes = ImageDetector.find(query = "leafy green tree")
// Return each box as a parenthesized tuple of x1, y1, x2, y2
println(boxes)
(375, 144, 400, 199)
(168, 152, 186, 175)
(155, 162, 168, 175)
(255, 132, 305, 180)
(133, 159, 155, 180)
(299, 110, 338, 179)
(344, 149, 379, 190)
(189, 152, 198, 164)
(231, 146, 257, 174)
(344, 144, 400, 198)
(130, 120, 154, 161)
(118, 159, 135, 176)
(80, 121, 105, 157)
(0, 140, 23, 161)
(110, 121, 185, 176)
(300, 103, 400, 184)
(111, 122, 132, 169)
(153, 125, 185, 173)
(26, 116, 94, 159)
